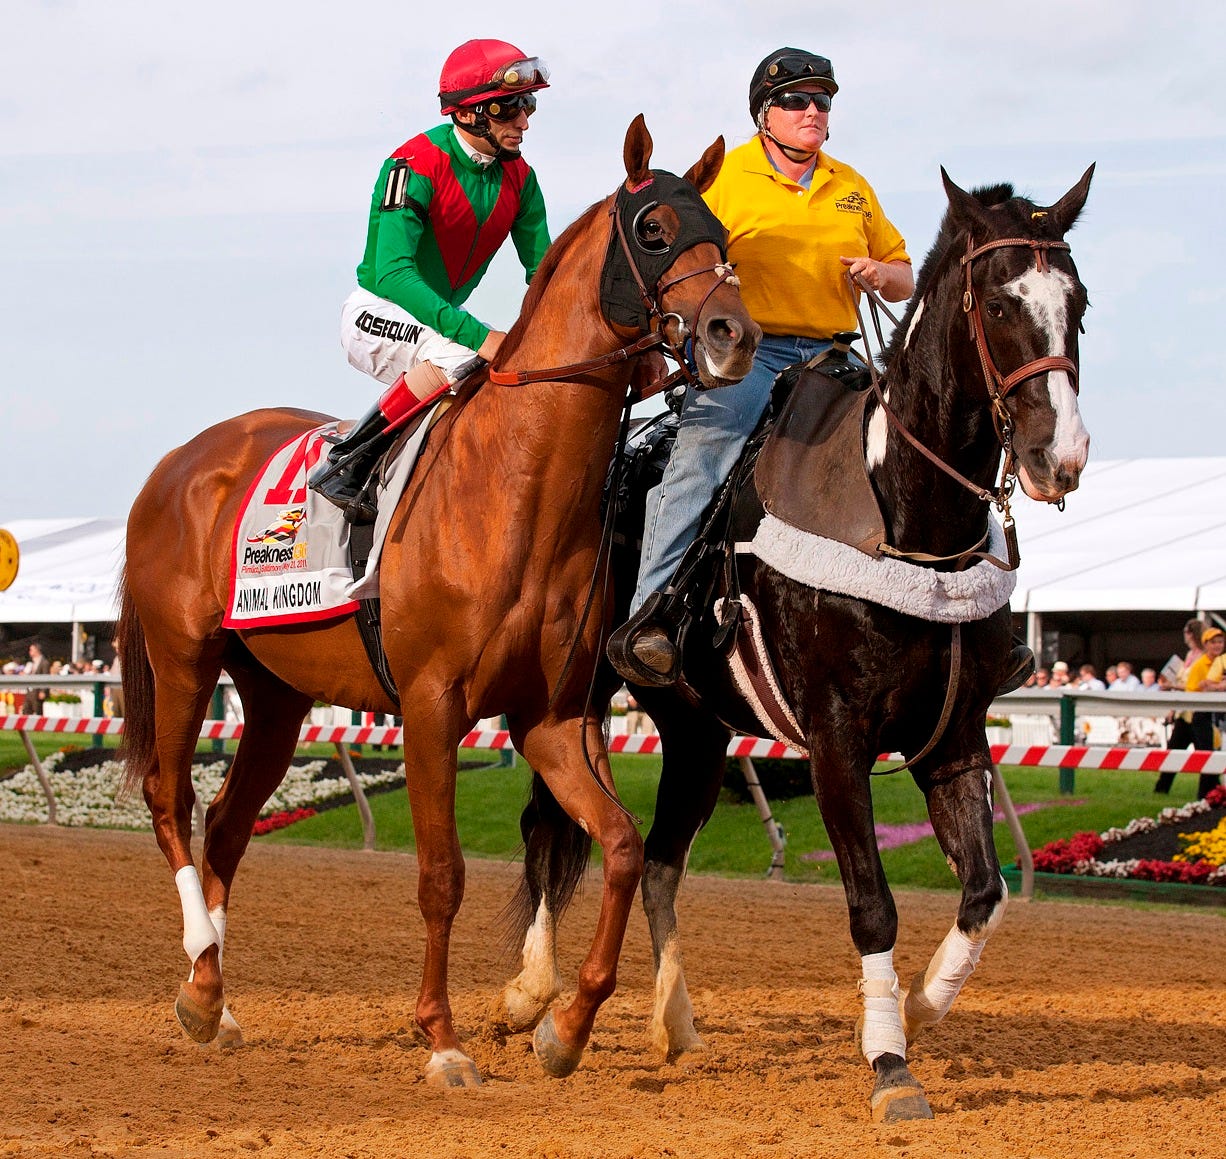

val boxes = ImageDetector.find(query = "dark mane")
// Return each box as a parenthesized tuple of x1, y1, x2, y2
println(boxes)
(499, 199, 608, 361)
(883, 181, 1039, 367)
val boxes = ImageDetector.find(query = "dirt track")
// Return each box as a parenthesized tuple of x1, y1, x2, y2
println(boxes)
(3, 824, 1224, 1158)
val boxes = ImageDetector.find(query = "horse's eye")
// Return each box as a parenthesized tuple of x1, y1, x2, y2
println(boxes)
(985, 301, 1005, 319)
(632, 204, 671, 254)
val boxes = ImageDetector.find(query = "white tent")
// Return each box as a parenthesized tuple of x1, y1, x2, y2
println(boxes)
(0, 517, 126, 624)
(2, 457, 1223, 628)
(1010, 457, 1226, 613)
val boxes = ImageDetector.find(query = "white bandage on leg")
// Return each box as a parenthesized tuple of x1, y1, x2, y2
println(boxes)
(174, 865, 221, 963)
(858, 950, 907, 1063)
(909, 923, 988, 1024)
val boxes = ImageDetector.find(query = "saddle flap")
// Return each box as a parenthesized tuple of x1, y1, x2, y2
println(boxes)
(754, 367, 886, 556)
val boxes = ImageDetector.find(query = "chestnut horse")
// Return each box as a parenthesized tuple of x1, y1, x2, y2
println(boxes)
(116, 116, 758, 1088)
(508, 166, 1095, 1119)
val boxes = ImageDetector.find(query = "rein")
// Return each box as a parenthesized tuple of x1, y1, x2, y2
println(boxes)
(849, 273, 1020, 574)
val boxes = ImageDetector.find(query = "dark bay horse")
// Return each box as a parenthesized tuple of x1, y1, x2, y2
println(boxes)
(508, 166, 1095, 1118)
(116, 116, 758, 1088)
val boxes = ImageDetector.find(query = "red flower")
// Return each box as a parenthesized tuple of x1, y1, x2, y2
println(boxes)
(252, 807, 316, 836)
(1032, 831, 1104, 873)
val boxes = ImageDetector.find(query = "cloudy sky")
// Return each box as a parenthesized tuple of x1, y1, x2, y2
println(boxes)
(3, 0, 1223, 518)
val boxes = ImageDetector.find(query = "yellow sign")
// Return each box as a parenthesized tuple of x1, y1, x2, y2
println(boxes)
(0, 528, 17, 591)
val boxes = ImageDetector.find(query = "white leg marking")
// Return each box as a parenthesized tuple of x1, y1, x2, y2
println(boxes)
(865, 388, 891, 470)
(652, 935, 702, 1057)
(175, 865, 221, 963)
(499, 899, 562, 1028)
(859, 949, 906, 1064)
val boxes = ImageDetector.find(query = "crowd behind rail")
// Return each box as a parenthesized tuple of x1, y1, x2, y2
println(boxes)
(5, 619, 1225, 790)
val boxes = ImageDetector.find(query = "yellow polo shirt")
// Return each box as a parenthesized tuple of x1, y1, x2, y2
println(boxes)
(702, 137, 910, 339)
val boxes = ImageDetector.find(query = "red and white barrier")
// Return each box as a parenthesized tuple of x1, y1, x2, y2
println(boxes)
(3, 714, 1224, 773)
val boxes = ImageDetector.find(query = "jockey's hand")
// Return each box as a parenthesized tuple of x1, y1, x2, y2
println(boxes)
(477, 330, 507, 362)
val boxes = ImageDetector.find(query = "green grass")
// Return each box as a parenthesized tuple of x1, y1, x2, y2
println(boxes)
(2, 731, 1206, 892)
(261, 749, 1206, 892)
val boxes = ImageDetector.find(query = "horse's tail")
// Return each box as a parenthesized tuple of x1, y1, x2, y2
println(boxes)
(115, 570, 156, 800)
(503, 770, 593, 956)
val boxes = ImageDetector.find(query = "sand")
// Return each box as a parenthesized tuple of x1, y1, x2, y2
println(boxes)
(3, 823, 1224, 1158)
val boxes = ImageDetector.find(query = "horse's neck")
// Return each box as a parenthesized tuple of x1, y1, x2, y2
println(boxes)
(465, 321, 629, 533)
(870, 272, 1002, 558)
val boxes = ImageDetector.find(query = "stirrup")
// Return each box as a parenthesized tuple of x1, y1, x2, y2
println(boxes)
(607, 592, 683, 687)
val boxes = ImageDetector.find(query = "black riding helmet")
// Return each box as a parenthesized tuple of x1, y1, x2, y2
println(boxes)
(749, 48, 838, 122)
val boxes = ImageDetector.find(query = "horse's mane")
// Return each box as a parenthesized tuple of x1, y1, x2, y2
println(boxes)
(882, 182, 1034, 367)
(497, 199, 609, 363)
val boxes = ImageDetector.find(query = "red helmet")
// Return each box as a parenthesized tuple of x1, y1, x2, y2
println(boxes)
(438, 40, 550, 115)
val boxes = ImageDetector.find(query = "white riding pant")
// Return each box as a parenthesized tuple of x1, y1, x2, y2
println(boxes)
(340, 288, 477, 387)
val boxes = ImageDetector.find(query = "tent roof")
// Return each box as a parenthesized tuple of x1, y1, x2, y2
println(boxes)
(0, 517, 126, 623)
(2, 457, 1224, 623)
(1012, 457, 1226, 612)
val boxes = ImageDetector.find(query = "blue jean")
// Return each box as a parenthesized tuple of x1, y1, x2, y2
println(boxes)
(632, 332, 835, 611)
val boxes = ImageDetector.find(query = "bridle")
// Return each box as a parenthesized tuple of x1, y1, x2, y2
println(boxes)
(488, 186, 737, 393)
(961, 236, 1078, 442)
(852, 234, 1081, 572)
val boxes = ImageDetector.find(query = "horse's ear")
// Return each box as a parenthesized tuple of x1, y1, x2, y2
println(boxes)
(1046, 163, 1095, 235)
(623, 114, 654, 188)
(683, 136, 725, 194)
(941, 166, 994, 238)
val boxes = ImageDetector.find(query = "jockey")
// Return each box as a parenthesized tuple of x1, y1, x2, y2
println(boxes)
(311, 39, 551, 521)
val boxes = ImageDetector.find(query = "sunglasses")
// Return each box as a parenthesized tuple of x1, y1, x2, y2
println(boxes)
(772, 90, 833, 113)
(483, 93, 537, 122)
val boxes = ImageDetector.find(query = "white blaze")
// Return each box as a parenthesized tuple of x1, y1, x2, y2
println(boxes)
(1004, 267, 1087, 462)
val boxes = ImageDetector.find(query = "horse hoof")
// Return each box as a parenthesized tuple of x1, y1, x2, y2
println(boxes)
(870, 1057, 933, 1122)
(215, 1006, 245, 1050)
(175, 985, 223, 1044)
(533, 1012, 583, 1078)
(424, 1049, 483, 1089)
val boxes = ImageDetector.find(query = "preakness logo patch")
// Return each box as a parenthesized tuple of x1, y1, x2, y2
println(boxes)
(835, 191, 873, 223)
(224, 429, 360, 629)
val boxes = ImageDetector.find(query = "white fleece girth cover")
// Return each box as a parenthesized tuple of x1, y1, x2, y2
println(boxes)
(749, 513, 1016, 623)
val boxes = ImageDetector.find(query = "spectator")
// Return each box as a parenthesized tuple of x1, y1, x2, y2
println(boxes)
(1049, 661, 1071, 688)
(1140, 667, 1158, 689)
(624, 692, 655, 737)
(1033, 667, 1051, 688)
(1109, 660, 1141, 691)
(106, 637, 124, 718)
(1077, 664, 1106, 691)
(1105, 665, 1118, 688)
(21, 642, 50, 715)
(1158, 626, 1223, 797)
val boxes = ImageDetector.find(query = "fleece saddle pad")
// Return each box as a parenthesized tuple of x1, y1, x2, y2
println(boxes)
(224, 409, 438, 628)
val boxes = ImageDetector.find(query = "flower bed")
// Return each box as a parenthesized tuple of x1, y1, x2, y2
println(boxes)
(1029, 785, 1226, 887)
(0, 747, 406, 830)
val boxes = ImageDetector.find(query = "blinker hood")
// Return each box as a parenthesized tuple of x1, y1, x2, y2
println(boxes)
(599, 173, 728, 331)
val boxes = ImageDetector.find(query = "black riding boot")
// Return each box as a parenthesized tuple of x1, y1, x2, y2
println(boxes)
(607, 589, 689, 687)
(308, 404, 395, 524)
(996, 638, 1036, 696)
